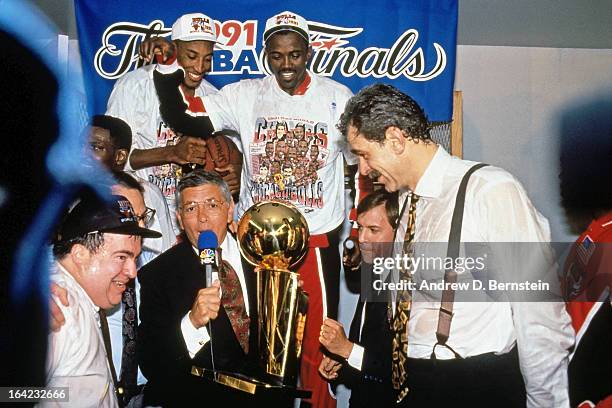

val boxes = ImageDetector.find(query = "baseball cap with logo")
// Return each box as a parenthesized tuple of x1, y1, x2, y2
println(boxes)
(171, 13, 217, 43)
(263, 11, 310, 46)
(55, 194, 162, 242)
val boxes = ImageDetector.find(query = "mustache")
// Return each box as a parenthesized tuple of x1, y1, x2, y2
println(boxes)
(368, 170, 382, 180)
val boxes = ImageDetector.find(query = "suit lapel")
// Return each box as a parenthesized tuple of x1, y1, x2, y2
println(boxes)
(240, 258, 257, 318)
(349, 300, 365, 343)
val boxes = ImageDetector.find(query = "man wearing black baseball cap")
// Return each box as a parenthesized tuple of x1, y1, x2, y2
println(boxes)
(45, 194, 160, 407)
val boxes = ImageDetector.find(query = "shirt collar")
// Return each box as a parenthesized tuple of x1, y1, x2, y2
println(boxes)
(413, 145, 450, 199)
(190, 233, 235, 257)
(55, 261, 100, 312)
(271, 70, 315, 97)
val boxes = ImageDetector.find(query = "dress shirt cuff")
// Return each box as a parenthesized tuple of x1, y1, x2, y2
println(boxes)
(347, 343, 364, 371)
(180, 312, 209, 358)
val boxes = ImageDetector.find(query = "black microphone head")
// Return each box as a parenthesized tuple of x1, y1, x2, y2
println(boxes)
(198, 230, 218, 265)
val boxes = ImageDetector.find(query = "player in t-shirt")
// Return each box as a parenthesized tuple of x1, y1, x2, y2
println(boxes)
(107, 13, 240, 238)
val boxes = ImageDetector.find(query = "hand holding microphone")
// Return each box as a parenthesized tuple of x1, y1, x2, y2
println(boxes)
(188, 230, 221, 329)
(342, 236, 362, 272)
(189, 282, 221, 328)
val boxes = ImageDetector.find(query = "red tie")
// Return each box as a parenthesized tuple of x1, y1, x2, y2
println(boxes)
(219, 260, 250, 354)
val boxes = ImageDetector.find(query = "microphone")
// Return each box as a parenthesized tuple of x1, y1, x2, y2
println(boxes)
(198, 230, 219, 287)
(342, 236, 361, 271)
(197, 230, 219, 376)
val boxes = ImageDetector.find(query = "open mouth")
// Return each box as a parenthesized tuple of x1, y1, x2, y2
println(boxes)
(112, 280, 127, 290)
(186, 72, 202, 82)
(280, 71, 296, 81)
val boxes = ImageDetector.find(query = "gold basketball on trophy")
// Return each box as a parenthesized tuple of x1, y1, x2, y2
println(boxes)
(237, 201, 310, 387)
(237, 201, 309, 270)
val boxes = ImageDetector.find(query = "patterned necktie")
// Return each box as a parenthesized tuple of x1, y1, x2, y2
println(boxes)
(391, 193, 419, 403)
(219, 260, 250, 354)
(119, 280, 138, 400)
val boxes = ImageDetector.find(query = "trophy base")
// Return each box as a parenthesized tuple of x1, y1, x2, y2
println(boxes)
(190, 366, 311, 398)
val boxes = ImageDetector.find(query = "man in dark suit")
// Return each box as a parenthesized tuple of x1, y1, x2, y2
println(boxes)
(318, 190, 398, 407)
(138, 169, 259, 406)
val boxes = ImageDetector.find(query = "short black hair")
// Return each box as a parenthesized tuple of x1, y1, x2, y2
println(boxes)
(356, 190, 399, 229)
(338, 83, 430, 144)
(91, 115, 132, 151)
(265, 31, 309, 52)
(52, 229, 105, 259)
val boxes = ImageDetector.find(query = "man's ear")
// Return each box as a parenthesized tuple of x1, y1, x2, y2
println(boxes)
(114, 148, 128, 169)
(176, 209, 184, 231)
(227, 200, 235, 225)
(384, 126, 407, 154)
(70, 243, 90, 268)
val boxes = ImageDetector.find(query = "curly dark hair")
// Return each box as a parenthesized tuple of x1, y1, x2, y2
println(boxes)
(337, 83, 430, 144)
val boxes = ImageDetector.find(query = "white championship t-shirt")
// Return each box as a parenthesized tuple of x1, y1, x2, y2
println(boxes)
(107, 64, 218, 235)
(203, 72, 356, 234)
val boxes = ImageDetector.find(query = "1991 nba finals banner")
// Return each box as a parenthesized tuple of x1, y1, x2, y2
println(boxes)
(75, 0, 457, 121)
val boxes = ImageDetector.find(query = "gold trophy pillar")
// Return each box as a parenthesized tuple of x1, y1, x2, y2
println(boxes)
(257, 269, 308, 386)
(237, 201, 310, 388)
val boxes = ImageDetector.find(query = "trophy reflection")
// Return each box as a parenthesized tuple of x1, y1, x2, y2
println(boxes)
(237, 201, 309, 387)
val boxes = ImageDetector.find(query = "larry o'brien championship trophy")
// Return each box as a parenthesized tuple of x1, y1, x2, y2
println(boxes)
(238, 201, 310, 388)
(192, 201, 310, 398)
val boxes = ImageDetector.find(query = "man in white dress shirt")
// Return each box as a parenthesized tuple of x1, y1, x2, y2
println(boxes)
(49, 171, 169, 406)
(45, 195, 160, 407)
(338, 83, 575, 407)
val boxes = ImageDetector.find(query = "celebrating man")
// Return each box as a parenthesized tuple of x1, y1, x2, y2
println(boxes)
(46, 194, 160, 407)
(107, 13, 239, 238)
(88, 114, 175, 256)
(319, 190, 398, 407)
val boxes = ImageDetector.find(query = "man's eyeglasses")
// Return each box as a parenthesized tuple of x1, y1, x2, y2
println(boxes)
(136, 207, 156, 226)
(181, 199, 227, 217)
